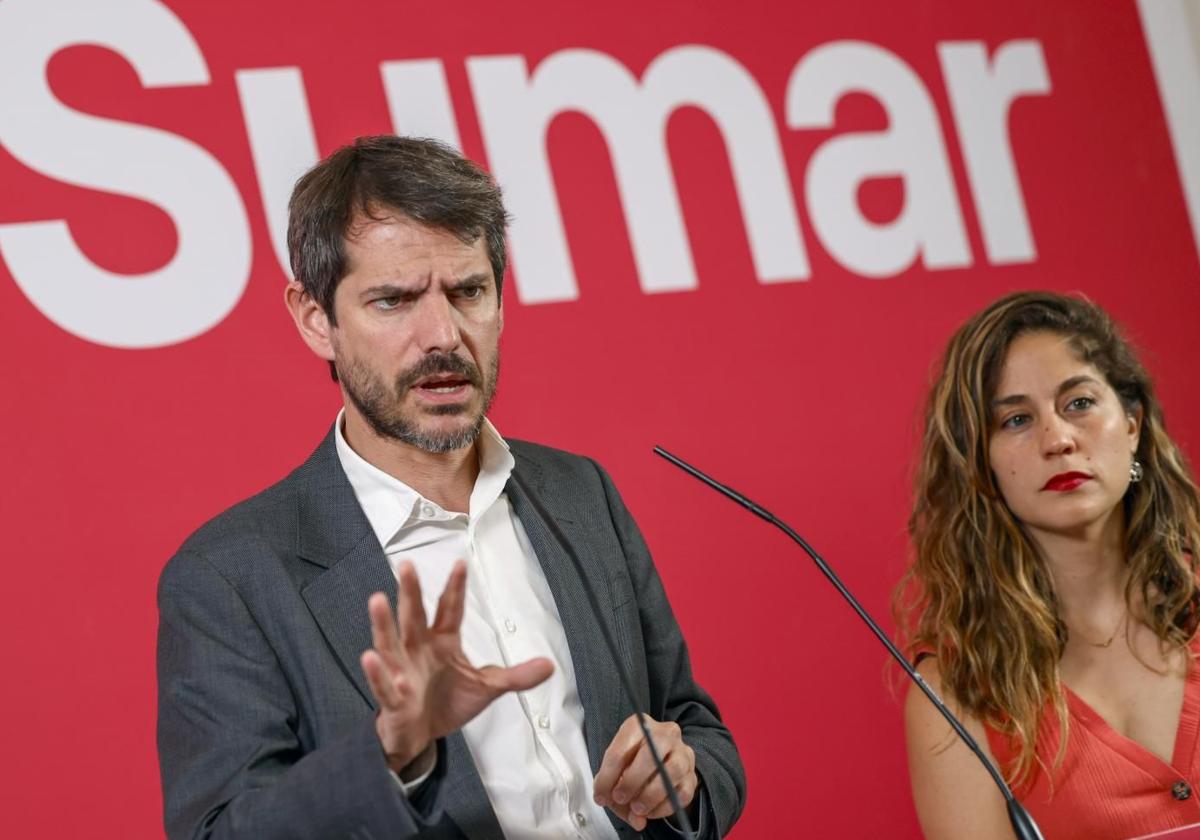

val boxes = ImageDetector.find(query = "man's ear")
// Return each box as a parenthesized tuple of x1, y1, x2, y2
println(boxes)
(284, 281, 335, 362)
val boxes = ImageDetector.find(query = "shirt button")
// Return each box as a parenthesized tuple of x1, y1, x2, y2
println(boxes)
(574, 812, 587, 827)
(1173, 780, 1192, 801)
(421, 503, 434, 517)
(504, 618, 517, 633)
(538, 714, 550, 729)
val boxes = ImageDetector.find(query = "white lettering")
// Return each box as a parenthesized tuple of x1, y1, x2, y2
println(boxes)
(1136, 0, 1200, 265)
(0, 19, 1056, 346)
(0, 0, 251, 348)
(381, 59, 463, 149)
(939, 40, 1050, 264)
(236, 67, 320, 281)
(469, 45, 807, 303)
(786, 41, 972, 277)
(239, 59, 463, 282)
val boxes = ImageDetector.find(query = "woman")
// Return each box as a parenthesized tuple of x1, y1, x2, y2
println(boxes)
(897, 291, 1200, 839)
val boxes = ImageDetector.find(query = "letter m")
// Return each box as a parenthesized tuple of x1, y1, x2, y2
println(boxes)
(468, 46, 808, 303)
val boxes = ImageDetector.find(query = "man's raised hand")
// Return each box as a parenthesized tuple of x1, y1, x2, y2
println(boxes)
(360, 559, 555, 773)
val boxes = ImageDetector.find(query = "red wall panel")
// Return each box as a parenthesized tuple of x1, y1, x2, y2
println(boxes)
(1, 2, 1197, 837)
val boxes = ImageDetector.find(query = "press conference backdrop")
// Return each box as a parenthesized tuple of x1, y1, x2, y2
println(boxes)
(3, 1, 1200, 837)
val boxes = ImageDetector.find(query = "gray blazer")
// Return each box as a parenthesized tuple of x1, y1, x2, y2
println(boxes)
(157, 431, 746, 839)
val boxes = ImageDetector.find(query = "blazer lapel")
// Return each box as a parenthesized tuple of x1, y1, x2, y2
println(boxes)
(442, 732, 506, 840)
(292, 430, 397, 707)
(301, 542, 397, 708)
(507, 454, 627, 774)
(292, 429, 505, 839)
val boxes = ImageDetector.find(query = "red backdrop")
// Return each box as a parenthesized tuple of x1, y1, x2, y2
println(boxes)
(2, 1, 1199, 837)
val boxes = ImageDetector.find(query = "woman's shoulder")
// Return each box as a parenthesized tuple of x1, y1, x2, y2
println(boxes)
(904, 655, 998, 757)
(903, 654, 1016, 840)
(906, 651, 950, 710)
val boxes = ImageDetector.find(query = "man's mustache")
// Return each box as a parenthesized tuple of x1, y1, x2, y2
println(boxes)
(395, 353, 483, 392)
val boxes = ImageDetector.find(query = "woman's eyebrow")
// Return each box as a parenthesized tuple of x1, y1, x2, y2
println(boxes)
(992, 375, 1101, 408)
(1056, 374, 1101, 395)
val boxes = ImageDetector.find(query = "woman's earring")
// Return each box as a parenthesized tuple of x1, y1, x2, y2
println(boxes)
(1130, 458, 1144, 484)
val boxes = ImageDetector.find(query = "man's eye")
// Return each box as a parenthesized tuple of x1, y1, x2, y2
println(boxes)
(372, 297, 402, 310)
(457, 286, 484, 300)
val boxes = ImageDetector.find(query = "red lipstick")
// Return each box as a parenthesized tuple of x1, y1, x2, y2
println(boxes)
(1042, 472, 1092, 492)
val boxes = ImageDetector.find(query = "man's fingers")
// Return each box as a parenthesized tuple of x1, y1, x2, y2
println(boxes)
(593, 714, 643, 804)
(591, 716, 696, 829)
(612, 740, 661, 809)
(361, 650, 404, 708)
(643, 779, 693, 820)
(479, 657, 554, 694)
(630, 748, 693, 818)
(628, 760, 671, 817)
(603, 718, 689, 812)
(396, 562, 429, 648)
(367, 592, 403, 668)
(607, 802, 648, 832)
(634, 740, 696, 818)
(432, 560, 467, 632)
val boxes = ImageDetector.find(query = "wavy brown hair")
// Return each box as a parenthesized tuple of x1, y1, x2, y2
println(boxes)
(895, 290, 1200, 786)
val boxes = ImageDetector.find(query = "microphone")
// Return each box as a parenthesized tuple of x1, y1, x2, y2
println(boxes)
(509, 471, 702, 840)
(653, 445, 1045, 840)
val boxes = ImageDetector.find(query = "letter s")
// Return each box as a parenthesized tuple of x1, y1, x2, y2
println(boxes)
(0, 0, 251, 348)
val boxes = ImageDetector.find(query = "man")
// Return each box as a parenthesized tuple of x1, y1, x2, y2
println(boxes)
(157, 135, 745, 839)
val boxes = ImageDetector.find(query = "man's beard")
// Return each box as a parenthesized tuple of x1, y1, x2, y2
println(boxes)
(339, 351, 499, 454)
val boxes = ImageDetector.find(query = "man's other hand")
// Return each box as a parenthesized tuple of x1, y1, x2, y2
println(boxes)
(592, 713, 699, 831)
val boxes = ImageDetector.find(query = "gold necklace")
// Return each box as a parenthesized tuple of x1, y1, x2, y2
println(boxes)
(1081, 607, 1128, 649)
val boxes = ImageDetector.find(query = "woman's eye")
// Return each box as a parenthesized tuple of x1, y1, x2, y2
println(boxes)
(1001, 414, 1031, 430)
(1066, 396, 1095, 411)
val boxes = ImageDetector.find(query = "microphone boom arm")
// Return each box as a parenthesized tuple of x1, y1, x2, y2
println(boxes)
(653, 445, 1045, 840)
(510, 471, 699, 840)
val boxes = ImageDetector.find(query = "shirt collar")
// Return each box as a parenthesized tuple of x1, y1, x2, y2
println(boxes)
(333, 409, 515, 548)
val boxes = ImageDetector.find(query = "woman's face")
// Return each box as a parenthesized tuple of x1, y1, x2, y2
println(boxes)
(987, 331, 1141, 543)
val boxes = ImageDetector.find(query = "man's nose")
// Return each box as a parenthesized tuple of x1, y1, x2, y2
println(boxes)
(412, 293, 461, 353)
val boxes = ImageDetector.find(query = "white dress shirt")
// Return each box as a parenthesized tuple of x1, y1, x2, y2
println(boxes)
(335, 413, 620, 840)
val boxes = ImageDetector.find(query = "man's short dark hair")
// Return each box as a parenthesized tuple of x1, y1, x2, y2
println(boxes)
(287, 135, 510, 323)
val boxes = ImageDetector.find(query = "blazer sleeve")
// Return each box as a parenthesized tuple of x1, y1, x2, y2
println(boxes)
(156, 549, 447, 840)
(588, 459, 748, 840)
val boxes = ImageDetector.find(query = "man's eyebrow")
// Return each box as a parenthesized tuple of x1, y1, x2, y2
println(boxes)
(359, 283, 419, 299)
(359, 274, 491, 298)
(448, 273, 492, 289)
(992, 375, 1103, 407)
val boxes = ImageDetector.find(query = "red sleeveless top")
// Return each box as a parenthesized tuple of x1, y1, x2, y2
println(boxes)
(986, 639, 1200, 840)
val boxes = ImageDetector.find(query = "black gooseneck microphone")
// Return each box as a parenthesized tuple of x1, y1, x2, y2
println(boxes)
(653, 445, 1046, 840)
(509, 471, 703, 840)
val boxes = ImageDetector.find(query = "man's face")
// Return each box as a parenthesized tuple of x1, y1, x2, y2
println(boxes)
(329, 212, 502, 453)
